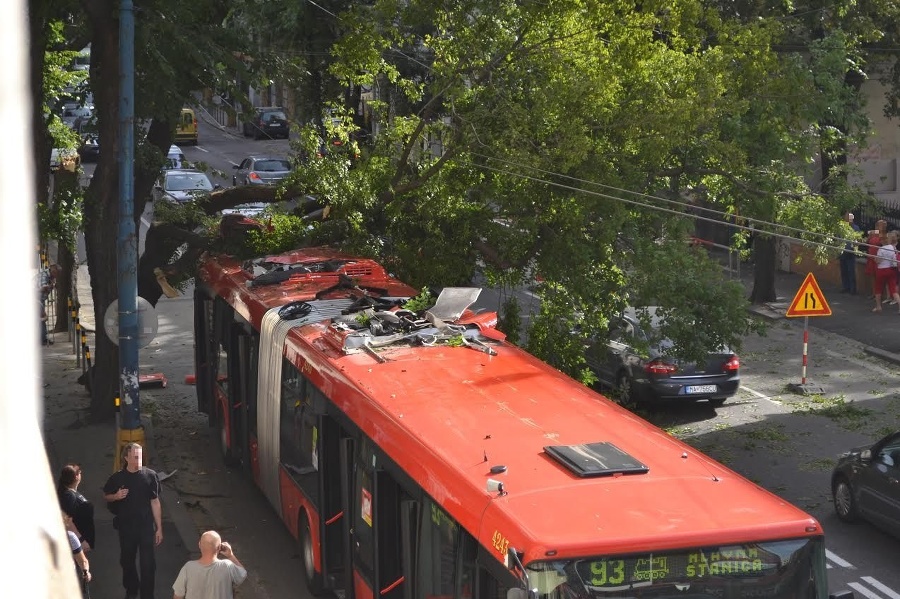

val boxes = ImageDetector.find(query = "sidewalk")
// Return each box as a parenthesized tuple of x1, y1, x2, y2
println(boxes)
(737, 260, 900, 365)
(42, 263, 194, 599)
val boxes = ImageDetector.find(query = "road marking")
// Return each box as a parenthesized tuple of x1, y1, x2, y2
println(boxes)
(739, 385, 781, 405)
(826, 549, 854, 568)
(850, 582, 887, 599)
(862, 577, 900, 599)
(194, 146, 209, 153)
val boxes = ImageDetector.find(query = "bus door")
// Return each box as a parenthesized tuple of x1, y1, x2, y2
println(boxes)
(340, 436, 412, 599)
(193, 289, 215, 416)
(374, 470, 413, 599)
(226, 328, 257, 471)
(320, 416, 345, 588)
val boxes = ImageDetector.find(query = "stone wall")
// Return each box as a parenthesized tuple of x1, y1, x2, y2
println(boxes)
(782, 239, 867, 290)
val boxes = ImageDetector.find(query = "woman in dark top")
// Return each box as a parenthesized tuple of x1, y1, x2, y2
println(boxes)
(57, 463, 96, 550)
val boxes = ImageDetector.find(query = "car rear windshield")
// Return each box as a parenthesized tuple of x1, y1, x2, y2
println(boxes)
(260, 111, 287, 122)
(166, 173, 212, 191)
(254, 160, 291, 171)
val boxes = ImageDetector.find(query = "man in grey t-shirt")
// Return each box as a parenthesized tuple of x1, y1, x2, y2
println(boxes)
(172, 530, 247, 599)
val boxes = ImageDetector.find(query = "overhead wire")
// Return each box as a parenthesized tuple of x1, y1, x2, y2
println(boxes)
(465, 151, 880, 259)
(468, 150, 855, 244)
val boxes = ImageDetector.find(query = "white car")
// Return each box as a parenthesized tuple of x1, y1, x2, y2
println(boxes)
(164, 145, 187, 170)
(61, 103, 93, 130)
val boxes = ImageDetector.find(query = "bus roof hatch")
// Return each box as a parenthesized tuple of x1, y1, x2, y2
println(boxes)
(544, 442, 649, 478)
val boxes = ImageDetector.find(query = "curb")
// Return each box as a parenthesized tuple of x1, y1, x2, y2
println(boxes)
(141, 415, 199, 554)
(863, 345, 900, 367)
(747, 304, 785, 321)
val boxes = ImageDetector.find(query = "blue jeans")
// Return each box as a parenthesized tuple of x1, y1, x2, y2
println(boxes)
(840, 253, 857, 293)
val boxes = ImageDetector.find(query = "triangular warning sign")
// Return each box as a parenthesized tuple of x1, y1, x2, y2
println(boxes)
(786, 273, 831, 317)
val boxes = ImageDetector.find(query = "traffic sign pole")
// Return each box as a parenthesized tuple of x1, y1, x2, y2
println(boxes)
(801, 316, 808, 385)
(786, 273, 829, 395)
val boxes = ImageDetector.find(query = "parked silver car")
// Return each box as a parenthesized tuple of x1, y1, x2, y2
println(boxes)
(152, 169, 216, 203)
(232, 156, 292, 186)
(584, 307, 740, 407)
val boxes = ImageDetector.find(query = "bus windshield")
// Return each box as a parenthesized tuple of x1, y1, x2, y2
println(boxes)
(526, 538, 826, 599)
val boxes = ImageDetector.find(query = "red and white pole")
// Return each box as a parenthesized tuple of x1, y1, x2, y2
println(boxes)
(801, 316, 809, 385)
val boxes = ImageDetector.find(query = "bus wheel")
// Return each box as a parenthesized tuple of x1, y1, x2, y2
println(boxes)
(299, 510, 324, 595)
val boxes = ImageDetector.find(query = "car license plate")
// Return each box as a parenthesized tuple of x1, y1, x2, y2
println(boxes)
(685, 385, 717, 394)
(269, 123, 281, 127)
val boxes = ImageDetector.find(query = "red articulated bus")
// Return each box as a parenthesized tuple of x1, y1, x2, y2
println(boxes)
(194, 246, 839, 599)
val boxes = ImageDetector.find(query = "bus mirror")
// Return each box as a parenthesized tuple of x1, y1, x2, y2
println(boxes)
(507, 590, 527, 599)
(830, 591, 854, 599)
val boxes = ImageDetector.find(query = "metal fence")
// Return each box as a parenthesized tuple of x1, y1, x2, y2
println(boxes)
(854, 197, 900, 232)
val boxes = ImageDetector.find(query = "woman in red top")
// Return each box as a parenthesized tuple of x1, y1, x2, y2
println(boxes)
(865, 219, 888, 297)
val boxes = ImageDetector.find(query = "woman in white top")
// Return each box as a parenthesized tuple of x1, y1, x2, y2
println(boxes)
(873, 230, 900, 313)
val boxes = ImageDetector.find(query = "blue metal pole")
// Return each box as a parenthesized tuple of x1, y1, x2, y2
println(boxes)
(118, 0, 140, 430)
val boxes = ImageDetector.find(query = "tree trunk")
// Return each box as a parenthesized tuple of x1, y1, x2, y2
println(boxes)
(83, 0, 120, 421)
(54, 244, 75, 333)
(749, 235, 777, 304)
(28, 0, 51, 206)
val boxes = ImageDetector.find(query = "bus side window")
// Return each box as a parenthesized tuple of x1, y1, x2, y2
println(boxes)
(475, 567, 508, 599)
(473, 546, 518, 599)
(420, 501, 459, 599)
(460, 533, 476, 599)
(247, 336, 259, 436)
(279, 361, 316, 476)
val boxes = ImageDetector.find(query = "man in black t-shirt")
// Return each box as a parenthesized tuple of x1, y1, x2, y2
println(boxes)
(103, 442, 163, 599)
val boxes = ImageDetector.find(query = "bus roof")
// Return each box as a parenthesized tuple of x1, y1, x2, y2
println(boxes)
(199, 247, 821, 566)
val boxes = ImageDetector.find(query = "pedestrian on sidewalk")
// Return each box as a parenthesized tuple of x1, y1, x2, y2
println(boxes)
(865, 219, 888, 300)
(840, 212, 862, 294)
(57, 463, 96, 551)
(37, 263, 59, 345)
(103, 442, 163, 599)
(64, 511, 92, 598)
(172, 530, 247, 599)
(872, 230, 900, 313)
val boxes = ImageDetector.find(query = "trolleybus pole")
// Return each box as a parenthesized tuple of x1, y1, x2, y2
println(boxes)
(116, 0, 143, 456)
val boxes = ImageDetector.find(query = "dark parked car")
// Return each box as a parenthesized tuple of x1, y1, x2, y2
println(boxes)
(77, 134, 100, 162)
(232, 156, 292, 186)
(584, 307, 740, 407)
(242, 107, 290, 140)
(832, 432, 900, 537)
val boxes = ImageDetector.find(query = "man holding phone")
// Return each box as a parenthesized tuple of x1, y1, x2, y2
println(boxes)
(172, 530, 247, 599)
(103, 442, 163, 599)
